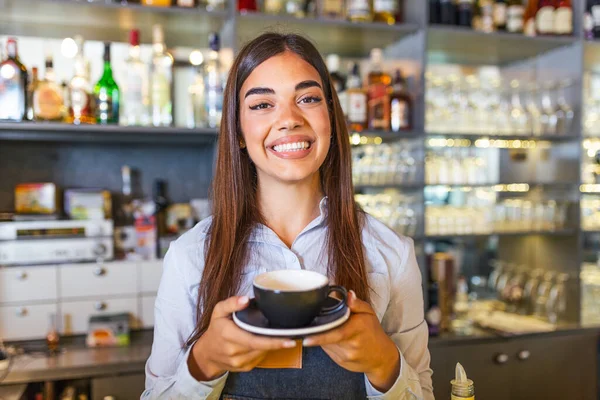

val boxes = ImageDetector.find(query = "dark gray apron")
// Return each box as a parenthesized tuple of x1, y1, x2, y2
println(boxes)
(220, 347, 367, 400)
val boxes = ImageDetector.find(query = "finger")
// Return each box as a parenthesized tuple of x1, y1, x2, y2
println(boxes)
(223, 323, 296, 351)
(228, 350, 269, 372)
(212, 296, 250, 319)
(303, 324, 350, 347)
(348, 290, 376, 315)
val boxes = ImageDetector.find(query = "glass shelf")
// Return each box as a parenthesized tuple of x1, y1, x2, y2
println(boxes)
(425, 230, 576, 240)
(427, 25, 577, 66)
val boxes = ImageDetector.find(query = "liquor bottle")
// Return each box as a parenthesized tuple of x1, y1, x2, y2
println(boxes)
(177, 0, 196, 6)
(590, 0, 600, 39)
(0, 38, 28, 121)
(429, 0, 441, 23)
(553, 0, 572, 35)
(584, 0, 595, 40)
(506, 0, 525, 33)
(367, 48, 391, 130)
(373, 0, 399, 24)
(479, 0, 496, 31)
(26, 67, 39, 121)
(388, 69, 412, 132)
(205, 33, 224, 129)
(34, 56, 65, 122)
(206, 0, 225, 11)
(326, 54, 347, 116)
(347, 0, 373, 22)
(122, 29, 150, 127)
(346, 62, 367, 132)
(493, 0, 508, 30)
(264, 0, 285, 14)
(189, 63, 207, 128)
(150, 24, 173, 127)
(451, 363, 475, 400)
(536, 0, 555, 35)
(457, 0, 474, 27)
(46, 313, 60, 354)
(94, 43, 120, 125)
(439, 0, 456, 25)
(153, 179, 170, 259)
(318, 0, 345, 19)
(67, 36, 95, 125)
(523, 0, 538, 35)
(238, 0, 258, 12)
(114, 165, 137, 260)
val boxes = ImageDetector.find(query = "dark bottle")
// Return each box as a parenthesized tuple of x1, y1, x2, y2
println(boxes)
(440, 0, 457, 25)
(114, 166, 137, 260)
(153, 180, 170, 259)
(388, 69, 412, 132)
(457, 0, 474, 27)
(94, 42, 120, 124)
(0, 38, 28, 121)
(346, 63, 368, 132)
(429, 0, 442, 23)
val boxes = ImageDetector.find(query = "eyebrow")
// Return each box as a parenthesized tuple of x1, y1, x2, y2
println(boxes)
(244, 80, 322, 99)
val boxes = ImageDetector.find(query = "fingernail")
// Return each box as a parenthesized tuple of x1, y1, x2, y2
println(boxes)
(350, 290, 356, 300)
(283, 340, 296, 348)
(239, 296, 249, 305)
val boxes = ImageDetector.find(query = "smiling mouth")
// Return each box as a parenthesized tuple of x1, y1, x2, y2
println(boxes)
(271, 141, 312, 153)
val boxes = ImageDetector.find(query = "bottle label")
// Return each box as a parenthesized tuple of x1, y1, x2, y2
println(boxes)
(151, 71, 172, 124)
(96, 90, 115, 123)
(347, 0, 371, 18)
(374, 0, 397, 14)
(536, 6, 555, 34)
(70, 87, 92, 119)
(348, 92, 367, 124)
(322, 0, 344, 15)
(506, 5, 524, 32)
(0, 65, 24, 120)
(390, 98, 409, 131)
(34, 85, 63, 120)
(493, 3, 507, 27)
(368, 83, 389, 130)
(554, 7, 572, 35)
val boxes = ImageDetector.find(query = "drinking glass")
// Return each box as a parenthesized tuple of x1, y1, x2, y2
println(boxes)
(555, 80, 575, 136)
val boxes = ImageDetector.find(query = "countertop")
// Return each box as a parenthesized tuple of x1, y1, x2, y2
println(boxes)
(1, 325, 599, 385)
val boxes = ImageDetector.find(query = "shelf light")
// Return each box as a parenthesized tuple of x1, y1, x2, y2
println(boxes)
(493, 184, 530, 192)
(349, 133, 383, 146)
(580, 184, 600, 193)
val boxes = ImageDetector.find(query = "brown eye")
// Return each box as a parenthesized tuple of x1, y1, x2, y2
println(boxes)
(299, 96, 322, 104)
(249, 103, 272, 110)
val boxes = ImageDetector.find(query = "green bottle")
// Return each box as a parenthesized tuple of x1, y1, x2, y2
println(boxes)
(94, 42, 120, 124)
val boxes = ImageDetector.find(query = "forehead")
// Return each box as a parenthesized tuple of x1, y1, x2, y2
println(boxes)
(241, 51, 323, 92)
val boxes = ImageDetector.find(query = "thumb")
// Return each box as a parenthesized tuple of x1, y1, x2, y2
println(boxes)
(347, 290, 374, 315)
(212, 296, 250, 319)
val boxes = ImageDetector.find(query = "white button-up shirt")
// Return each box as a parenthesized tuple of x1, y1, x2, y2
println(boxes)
(143, 198, 434, 400)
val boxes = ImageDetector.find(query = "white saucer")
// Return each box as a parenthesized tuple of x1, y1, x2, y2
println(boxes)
(233, 298, 350, 338)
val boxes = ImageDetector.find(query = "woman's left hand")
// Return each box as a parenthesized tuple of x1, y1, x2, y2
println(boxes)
(303, 291, 401, 392)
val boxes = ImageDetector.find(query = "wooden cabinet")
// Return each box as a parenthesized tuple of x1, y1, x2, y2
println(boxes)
(429, 331, 599, 400)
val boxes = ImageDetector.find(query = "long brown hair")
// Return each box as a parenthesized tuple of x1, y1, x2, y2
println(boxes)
(187, 32, 369, 345)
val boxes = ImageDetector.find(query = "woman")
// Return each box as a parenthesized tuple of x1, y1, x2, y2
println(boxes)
(143, 32, 433, 400)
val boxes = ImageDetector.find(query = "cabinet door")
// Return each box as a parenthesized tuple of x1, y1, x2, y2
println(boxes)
(60, 262, 137, 299)
(91, 373, 145, 400)
(60, 297, 139, 334)
(140, 295, 156, 328)
(0, 303, 57, 340)
(430, 341, 513, 400)
(0, 265, 58, 304)
(138, 260, 163, 294)
(510, 333, 598, 400)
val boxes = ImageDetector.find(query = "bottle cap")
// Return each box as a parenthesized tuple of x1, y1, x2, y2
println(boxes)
(6, 37, 17, 58)
(129, 29, 140, 47)
(326, 54, 341, 73)
(103, 42, 111, 62)
(209, 32, 220, 52)
(153, 24, 165, 45)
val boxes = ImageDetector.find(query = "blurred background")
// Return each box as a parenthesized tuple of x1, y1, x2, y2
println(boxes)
(0, 0, 599, 399)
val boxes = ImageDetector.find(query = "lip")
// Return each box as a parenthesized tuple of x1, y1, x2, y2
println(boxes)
(266, 134, 315, 160)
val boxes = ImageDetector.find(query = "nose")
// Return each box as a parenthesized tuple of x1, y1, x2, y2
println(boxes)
(277, 102, 304, 131)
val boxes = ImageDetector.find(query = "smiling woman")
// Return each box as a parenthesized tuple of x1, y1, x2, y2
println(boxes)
(143, 32, 434, 400)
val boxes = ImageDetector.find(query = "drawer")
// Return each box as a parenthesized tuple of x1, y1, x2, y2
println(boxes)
(61, 297, 139, 335)
(139, 260, 163, 294)
(0, 265, 58, 304)
(60, 262, 137, 299)
(140, 295, 156, 328)
(0, 303, 57, 340)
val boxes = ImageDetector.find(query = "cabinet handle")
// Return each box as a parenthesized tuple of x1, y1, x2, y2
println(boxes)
(16, 307, 28, 317)
(517, 350, 531, 361)
(95, 302, 107, 311)
(494, 353, 509, 364)
(94, 267, 107, 277)
(16, 271, 27, 280)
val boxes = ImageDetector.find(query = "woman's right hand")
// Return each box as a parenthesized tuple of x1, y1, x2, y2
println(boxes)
(188, 296, 297, 381)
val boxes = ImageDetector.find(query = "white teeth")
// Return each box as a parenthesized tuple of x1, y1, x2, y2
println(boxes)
(272, 141, 310, 152)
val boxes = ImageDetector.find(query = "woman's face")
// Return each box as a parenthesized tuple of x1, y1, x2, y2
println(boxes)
(239, 51, 331, 186)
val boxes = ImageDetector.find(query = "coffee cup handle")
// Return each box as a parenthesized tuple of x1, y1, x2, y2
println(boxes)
(319, 286, 347, 316)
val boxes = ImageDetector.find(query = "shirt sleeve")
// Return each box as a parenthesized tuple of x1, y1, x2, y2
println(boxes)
(364, 235, 434, 400)
(142, 237, 228, 399)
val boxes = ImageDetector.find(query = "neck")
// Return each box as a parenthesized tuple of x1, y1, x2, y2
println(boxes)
(257, 173, 324, 248)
